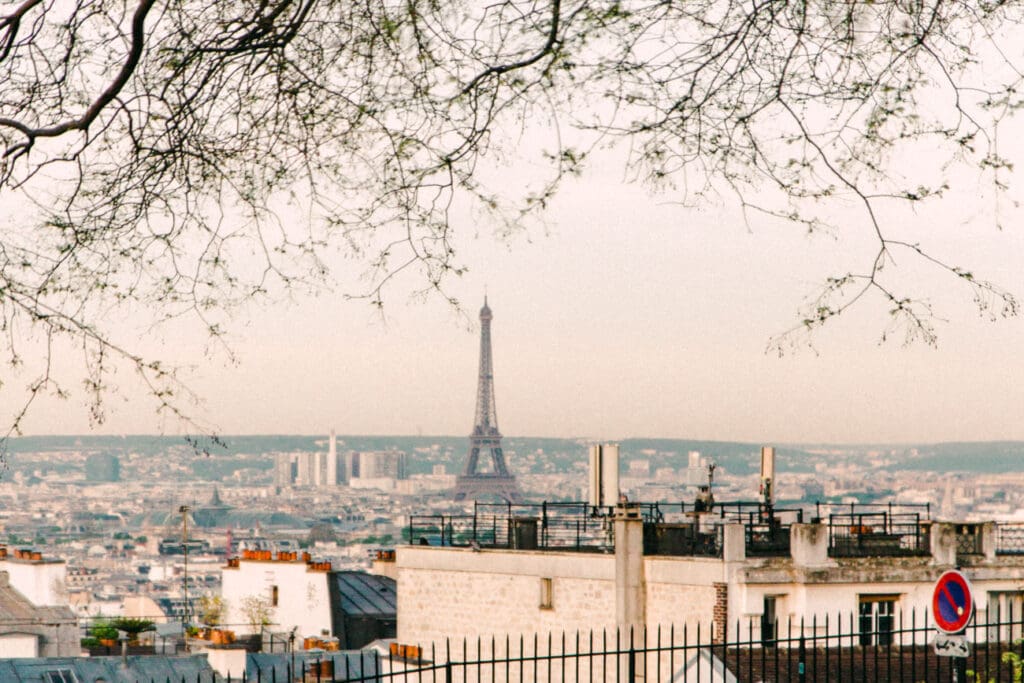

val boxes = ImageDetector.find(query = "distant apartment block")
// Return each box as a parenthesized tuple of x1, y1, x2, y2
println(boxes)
(354, 450, 408, 480)
(276, 446, 407, 489)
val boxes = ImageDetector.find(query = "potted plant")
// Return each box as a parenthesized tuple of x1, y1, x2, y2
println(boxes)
(197, 595, 231, 643)
(89, 620, 118, 647)
(110, 617, 155, 646)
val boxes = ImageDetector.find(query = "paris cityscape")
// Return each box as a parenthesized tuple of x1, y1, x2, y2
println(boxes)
(0, 298, 1019, 681)
(4, 1, 1024, 680)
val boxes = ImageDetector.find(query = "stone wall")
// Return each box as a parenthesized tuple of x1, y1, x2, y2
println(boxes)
(398, 546, 617, 653)
(643, 556, 720, 639)
(398, 546, 730, 655)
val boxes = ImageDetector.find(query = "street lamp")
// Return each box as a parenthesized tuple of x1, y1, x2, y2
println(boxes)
(289, 628, 297, 679)
(179, 505, 191, 644)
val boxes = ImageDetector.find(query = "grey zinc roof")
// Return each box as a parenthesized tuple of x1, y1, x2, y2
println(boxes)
(247, 651, 378, 681)
(0, 655, 216, 682)
(330, 571, 396, 617)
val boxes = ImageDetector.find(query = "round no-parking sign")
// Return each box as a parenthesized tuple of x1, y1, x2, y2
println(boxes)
(933, 569, 974, 634)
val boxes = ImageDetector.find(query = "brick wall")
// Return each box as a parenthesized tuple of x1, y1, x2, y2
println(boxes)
(713, 582, 728, 643)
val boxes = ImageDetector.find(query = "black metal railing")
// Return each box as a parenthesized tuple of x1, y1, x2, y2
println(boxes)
(409, 500, 959, 559)
(717, 501, 804, 525)
(817, 503, 930, 558)
(744, 522, 791, 557)
(118, 609, 1024, 681)
(409, 500, 1024, 561)
(815, 501, 932, 523)
(997, 522, 1024, 555)
(408, 503, 618, 552)
(826, 512, 930, 557)
(407, 514, 477, 547)
(251, 605, 1022, 683)
(643, 523, 723, 557)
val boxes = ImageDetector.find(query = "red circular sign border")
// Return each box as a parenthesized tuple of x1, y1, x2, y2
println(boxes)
(933, 569, 974, 634)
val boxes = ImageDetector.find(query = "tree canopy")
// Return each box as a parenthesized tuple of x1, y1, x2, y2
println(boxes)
(0, 0, 1021, 431)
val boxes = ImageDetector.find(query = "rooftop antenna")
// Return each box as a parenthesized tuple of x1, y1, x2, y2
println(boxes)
(179, 505, 191, 641)
(760, 446, 775, 522)
(694, 461, 716, 513)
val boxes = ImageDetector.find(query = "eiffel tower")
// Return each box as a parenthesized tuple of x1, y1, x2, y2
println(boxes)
(453, 298, 522, 502)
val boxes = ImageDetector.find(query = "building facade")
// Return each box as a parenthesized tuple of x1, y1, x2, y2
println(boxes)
(398, 503, 1024, 654)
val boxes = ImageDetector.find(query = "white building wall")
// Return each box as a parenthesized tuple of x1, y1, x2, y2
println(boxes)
(222, 560, 332, 639)
(0, 560, 67, 606)
(0, 633, 38, 658)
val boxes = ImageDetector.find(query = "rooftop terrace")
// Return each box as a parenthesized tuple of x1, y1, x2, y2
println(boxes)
(408, 500, 1024, 563)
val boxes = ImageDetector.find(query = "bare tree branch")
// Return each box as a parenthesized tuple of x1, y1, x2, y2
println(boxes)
(0, 0, 1021, 433)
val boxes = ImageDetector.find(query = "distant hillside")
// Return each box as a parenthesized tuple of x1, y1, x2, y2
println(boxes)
(3, 434, 815, 477)
(2, 434, 320, 456)
(8, 434, 1021, 477)
(887, 442, 1024, 473)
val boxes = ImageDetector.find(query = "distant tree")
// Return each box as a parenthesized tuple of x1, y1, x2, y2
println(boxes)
(1, 0, 1022, 429)
(197, 594, 226, 628)
(239, 595, 274, 634)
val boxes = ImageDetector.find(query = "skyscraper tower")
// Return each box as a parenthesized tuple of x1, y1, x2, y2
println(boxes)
(453, 298, 521, 502)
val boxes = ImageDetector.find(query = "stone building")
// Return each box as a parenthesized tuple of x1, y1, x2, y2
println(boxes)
(397, 502, 1024, 653)
(0, 571, 77, 658)
(221, 552, 396, 649)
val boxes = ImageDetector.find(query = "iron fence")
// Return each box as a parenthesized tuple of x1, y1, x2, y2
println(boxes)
(368, 607, 1023, 683)
(716, 502, 804, 525)
(408, 500, 1024, 561)
(150, 606, 1024, 682)
(814, 502, 933, 521)
(997, 522, 1024, 555)
(744, 522, 791, 557)
(823, 507, 929, 561)
(643, 523, 722, 557)
(408, 503, 618, 551)
(409, 502, 799, 557)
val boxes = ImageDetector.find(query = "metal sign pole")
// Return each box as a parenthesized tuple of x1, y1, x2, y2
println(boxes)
(932, 570, 975, 681)
(953, 653, 967, 682)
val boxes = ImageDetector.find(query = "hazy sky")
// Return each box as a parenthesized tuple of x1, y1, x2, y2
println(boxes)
(3, 80, 1024, 444)
(6, 135, 1023, 444)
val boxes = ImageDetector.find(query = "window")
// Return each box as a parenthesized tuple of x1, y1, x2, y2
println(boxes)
(859, 595, 898, 645)
(987, 591, 1024, 643)
(43, 671, 78, 683)
(271, 585, 279, 607)
(761, 595, 779, 647)
(539, 577, 553, 609)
